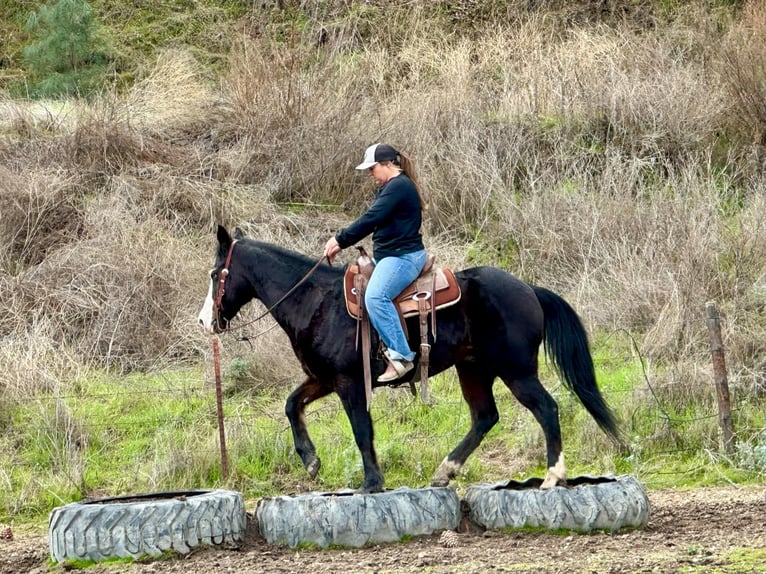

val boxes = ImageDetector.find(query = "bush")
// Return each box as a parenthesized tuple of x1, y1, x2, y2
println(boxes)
(21, 0, 112, 98)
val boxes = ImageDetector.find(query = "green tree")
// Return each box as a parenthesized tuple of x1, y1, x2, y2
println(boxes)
(22, 0, 112, 97)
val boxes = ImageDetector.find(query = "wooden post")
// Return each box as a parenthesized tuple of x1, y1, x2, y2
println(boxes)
(705, 301, 735, 454)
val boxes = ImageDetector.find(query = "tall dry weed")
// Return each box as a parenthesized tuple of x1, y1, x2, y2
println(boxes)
(1, 1, 764, 404)
(59, 50, 216, 175)
(719, 0, 766, 145)
(217, 32, 372, 207)
(4, 202, 203, 370)
(0, 167, 85, 270)
(124, 49, 219, 139)
(0, 322, 90, 400)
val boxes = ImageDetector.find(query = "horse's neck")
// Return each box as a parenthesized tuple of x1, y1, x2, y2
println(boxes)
(245, 244, 335, 326)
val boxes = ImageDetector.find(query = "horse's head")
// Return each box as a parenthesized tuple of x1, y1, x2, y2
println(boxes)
(198, 225, 250, 334)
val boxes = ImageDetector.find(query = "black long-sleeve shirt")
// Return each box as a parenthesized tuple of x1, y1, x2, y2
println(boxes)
(335, 174, 424, 260)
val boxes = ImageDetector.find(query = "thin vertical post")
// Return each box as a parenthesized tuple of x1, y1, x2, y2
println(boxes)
(705, 301, 735, 454)
(212, 336, 229, 478)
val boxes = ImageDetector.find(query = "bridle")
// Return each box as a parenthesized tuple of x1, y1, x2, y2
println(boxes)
(213, 239, 238, 330)
(212, 240, 329, 334)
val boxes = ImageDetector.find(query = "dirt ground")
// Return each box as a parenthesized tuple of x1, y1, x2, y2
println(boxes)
(3, 485, 766, 574)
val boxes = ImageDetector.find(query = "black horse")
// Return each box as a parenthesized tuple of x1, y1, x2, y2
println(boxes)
(198, 225, 621, 493)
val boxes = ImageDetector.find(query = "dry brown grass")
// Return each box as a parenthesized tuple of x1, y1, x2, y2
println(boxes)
(719, 0, 766, 145)
(0, 167, 85, 270)
(1, 1, 765, 403)
(124, 50, 219, 138)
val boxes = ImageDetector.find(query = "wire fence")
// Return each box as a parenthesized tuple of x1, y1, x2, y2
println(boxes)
(6, 358, 758, 445)
(4, 312, 765, 496)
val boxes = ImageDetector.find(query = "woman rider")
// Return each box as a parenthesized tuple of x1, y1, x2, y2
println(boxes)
(323, 143, 427, 382)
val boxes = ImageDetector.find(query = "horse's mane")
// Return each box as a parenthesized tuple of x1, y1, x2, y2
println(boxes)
(223, 236, 345, 278)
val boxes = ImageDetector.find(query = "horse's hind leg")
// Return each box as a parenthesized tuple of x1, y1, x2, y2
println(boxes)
(285, 376, 333, 479)
(502, 374, 565, 489)
(432, 361, 499, 487)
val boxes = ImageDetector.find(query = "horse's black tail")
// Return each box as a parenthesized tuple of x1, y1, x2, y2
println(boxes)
(533, 286, 622, 445)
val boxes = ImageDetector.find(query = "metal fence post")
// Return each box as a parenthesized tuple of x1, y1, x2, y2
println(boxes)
(212, 336, 230, 478)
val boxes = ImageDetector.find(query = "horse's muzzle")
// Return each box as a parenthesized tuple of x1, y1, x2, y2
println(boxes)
(198, 315, 226, 335)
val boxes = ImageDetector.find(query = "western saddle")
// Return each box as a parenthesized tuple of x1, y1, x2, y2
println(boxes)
(343, 247, 461, 409)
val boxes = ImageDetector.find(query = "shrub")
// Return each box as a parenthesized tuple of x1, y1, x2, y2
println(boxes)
(21, 0, 112, 98)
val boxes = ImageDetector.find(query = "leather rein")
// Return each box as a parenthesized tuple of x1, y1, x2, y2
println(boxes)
(214, 239, 329, 334)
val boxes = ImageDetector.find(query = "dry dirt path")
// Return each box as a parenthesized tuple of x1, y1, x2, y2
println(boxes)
(3, 486, 766, 574)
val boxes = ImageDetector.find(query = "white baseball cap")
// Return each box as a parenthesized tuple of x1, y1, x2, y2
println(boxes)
(355, 143, 399, 170)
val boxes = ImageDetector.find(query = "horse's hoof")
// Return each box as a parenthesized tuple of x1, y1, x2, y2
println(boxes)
(357, 483, 384, 494)
(541, 455, 566, 489)
(540, 476, 566, 490)
(306, 457, 321, 480)
(431, 459, 460, 488)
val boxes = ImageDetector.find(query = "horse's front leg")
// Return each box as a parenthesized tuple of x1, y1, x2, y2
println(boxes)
(285, 376, 333, 479)
(337, 375, 384, 493)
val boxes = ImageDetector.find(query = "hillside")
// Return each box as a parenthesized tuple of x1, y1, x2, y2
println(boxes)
(3, 0, 764, 362)
(0, 0, 765, 522)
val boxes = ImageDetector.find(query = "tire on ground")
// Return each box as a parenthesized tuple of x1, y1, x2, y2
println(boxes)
(49, 489, 246, 563)
(256, 486, 460, 548)
(463, 475, 650, 532)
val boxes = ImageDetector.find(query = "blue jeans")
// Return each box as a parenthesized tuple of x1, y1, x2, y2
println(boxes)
(365, 250, 427, 362)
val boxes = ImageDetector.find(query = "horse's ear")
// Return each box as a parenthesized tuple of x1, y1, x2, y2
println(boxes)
(232, 227, 245, 240)
(216, 225, 232, 248)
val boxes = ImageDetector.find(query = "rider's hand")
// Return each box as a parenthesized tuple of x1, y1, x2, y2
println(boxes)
(323, 237, 341, 264)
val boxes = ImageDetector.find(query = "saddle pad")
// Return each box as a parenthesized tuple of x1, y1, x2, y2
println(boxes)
(344, 265, 461, 320)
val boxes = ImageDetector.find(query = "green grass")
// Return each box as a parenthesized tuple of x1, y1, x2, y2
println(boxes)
(670, 547, 766, 573)
(53, 556, 137, 570)
(1, 0, 251, 94)
(716, 548, 766, 573)
(2, 340, 766, 527)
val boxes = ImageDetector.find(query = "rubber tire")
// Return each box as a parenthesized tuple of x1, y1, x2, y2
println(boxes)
(463, 475, 650, 532)
(256, 486, 460, 548)
(49, 489, 246, 563)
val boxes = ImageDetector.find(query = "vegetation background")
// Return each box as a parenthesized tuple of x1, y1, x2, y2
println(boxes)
(1, 0, 765, 526)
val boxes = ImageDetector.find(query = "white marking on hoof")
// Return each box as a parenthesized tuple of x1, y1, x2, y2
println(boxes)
(431, 458, 461, 487)
(541, 453, 566, 490)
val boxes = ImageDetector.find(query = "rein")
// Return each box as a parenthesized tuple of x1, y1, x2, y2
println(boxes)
(209, 241, 329, 478)
(214, 240, 329, 334)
